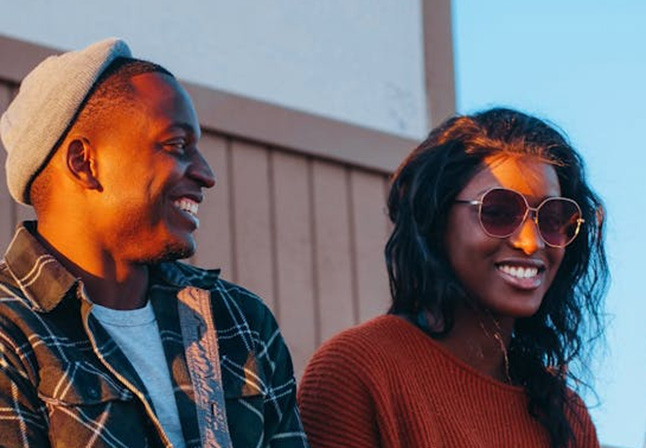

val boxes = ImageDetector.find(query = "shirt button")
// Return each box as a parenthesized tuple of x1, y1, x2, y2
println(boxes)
(87, 387, 99, 399)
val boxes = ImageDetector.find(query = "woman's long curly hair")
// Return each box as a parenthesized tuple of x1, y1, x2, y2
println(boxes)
(385, 108, 609, 448)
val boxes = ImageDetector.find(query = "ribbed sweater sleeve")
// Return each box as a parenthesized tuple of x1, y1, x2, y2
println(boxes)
(297, 326, 381, 447)
(567, 392, 601, 448)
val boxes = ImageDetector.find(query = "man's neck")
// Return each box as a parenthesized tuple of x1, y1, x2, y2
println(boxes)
(34, 221, 149, 310)
(81, 268, 149, 310)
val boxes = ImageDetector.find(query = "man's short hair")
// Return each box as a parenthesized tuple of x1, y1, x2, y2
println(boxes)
(29, 58, 174, 211)
(72, 58, 173, 134)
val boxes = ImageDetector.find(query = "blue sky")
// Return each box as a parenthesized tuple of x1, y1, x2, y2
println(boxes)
(453, 2, 646, 446)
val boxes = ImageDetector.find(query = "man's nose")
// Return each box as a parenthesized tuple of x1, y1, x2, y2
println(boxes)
(188, 149, 216, 188)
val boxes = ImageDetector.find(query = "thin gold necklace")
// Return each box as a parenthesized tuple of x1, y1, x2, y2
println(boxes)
(478, 318, 512, 385)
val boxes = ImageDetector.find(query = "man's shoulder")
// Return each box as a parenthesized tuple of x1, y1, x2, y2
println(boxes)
(209, 276, 274, 333)
(157, 260, 220, 287)
(0, 259, 29, 307)
(161, 261, 273, 328)
(0, 260, 17, 292)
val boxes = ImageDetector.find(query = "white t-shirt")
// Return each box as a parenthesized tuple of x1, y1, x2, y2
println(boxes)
(92, 301, 186, 448)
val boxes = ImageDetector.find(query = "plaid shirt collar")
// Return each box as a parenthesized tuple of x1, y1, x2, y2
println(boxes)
(3, 221, 77, 312)
(2, 221, 219, 312)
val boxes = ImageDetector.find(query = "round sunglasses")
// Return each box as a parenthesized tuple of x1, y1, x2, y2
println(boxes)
(454, 187, 584, 248)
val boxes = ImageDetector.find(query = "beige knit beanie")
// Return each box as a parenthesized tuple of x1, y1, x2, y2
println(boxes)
(0, 38, 132, 205)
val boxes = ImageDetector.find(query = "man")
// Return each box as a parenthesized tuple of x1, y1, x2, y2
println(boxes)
(0, 38, 308, 447)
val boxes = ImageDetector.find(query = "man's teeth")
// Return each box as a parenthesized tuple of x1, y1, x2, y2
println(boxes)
(498, 265, 538, 279)
(173, 198, 199, 216)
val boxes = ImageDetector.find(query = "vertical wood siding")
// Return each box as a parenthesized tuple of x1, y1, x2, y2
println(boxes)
(0, 79, 396, 381)
(192, 134, 233, 273)
(311, 161, 357, 344)
(0, 84, 13, 253)
(271, 151, 317, 377)
(230, 141, 276, 310)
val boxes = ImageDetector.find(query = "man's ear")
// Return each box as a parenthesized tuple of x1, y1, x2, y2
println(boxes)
(65, 138, 102, 192)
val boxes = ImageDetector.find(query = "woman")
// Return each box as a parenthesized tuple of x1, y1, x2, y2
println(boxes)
(297, 108, 608, 448)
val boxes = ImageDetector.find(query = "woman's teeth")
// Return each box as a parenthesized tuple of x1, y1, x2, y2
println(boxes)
(498, 264, 538, 279)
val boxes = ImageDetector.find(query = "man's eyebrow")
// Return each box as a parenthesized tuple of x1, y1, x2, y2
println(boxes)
(163, 123, 201, 137)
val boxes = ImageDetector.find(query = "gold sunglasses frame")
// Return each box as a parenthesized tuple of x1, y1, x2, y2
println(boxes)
(455, 187, 585, 248)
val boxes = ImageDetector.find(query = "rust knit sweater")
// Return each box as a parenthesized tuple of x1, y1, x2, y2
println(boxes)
(298, 315, 599, 448)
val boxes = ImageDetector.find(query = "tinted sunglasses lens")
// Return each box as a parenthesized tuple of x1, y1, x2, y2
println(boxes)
(479, 189, 526, 237)
(538, 198, 581, 247)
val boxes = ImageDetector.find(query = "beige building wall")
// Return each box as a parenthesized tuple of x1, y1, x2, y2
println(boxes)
(0, 3, 454, 379)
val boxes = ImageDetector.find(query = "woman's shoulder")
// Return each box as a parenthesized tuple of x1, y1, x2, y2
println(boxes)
(298, 316, 416, 446)
(302, 314, 426, 381)
(564, 388, 601, 445)
(317, 315, 419, 354)
(298, 316, 414, 408)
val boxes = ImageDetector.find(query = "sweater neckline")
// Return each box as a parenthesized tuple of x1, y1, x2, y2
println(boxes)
(378, 314, 526, 393)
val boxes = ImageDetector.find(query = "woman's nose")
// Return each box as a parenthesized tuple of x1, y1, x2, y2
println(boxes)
(509, 213, 544, 254)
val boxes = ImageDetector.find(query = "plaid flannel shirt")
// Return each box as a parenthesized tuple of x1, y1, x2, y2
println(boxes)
(0, 222, 309, 447)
